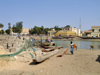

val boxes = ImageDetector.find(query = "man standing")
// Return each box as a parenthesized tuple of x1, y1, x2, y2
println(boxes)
(70, 41, 74, 54)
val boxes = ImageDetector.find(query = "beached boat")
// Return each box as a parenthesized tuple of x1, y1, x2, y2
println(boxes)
(42, 46, 63, 52)
(33, 48, 67, 63)
(43, 42, 56, 46)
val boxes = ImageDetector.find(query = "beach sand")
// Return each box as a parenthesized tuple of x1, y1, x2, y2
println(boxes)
(0, 48, 100, 75)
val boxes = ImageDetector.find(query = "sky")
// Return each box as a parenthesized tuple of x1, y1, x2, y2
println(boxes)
(0, 0, 100, 31)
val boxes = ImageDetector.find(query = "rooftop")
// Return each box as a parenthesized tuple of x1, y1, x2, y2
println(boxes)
(92, 26, 100, 28)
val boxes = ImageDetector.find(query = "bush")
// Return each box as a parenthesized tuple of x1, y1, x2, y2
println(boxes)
(5, 29, 10, 34)
(0, 30, 4, 34)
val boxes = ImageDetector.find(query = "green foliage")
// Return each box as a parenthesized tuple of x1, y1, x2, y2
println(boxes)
(96, 36, 98, 37)
(44, 28, 50, 35)
(8, 23, 11, 29)
(54, 26, 62, 31)
(29, 26, 50, 35)
(29, 25, 73, 35)
(0, 30, 4, 34)
(65, 25, 70, 28)
(0, 23, 4, 28)
(12, 22, 23, 33)
(5, 29, 10, 34)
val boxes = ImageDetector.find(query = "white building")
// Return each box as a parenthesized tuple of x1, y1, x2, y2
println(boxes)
(62, 27, 81, 36)
(91, 26, 100, 37)
(21, 28, 30, 35)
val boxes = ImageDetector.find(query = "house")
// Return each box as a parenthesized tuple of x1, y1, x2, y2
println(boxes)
(20, 28, 30, 35)
(11, 28, 30, 35)
(48, 29, 56, 37)
(54, 30, 76, 36)
(84, 30, 92, 37)
(62, 27, 81, 36)
(91, 26, 100, 37)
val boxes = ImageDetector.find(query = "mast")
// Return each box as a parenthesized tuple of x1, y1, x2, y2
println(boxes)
(79, 17, 81, 36)
(79, 17, 81, 30)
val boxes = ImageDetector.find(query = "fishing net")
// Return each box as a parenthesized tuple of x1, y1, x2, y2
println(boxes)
(0, 38, 36, 61)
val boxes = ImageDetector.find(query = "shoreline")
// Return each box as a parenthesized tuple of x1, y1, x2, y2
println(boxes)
(0, 48, 100, 75)
(53, 38, 100, 41)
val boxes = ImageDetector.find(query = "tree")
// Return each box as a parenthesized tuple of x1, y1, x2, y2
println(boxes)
(12, 22, 23, 33)
(44, 28, 50, 35)
(0, 23, 4, 28)
(29, 26, 50, 35)
(65, 25, 70, 28)
(54, 25, 62, 31)
(5, 29, 10, 34)
(64, 25, 71, 30)
(8, 23, 11, 29)
(40, 26, 44, 34)
(0, 30, 4, 34)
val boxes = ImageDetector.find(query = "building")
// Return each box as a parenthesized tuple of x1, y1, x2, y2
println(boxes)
(11, 28, 30, 35)
(91, 26, 100, 37)
(20, 28, 30, 35)
(84, 30, 92, 37)
(54, 30, 76, 36)
(48, 29, 56, 37)
(62, 27, 81, 36)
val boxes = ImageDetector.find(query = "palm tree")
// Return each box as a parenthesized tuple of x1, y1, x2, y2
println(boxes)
(8, 23, 11, 29)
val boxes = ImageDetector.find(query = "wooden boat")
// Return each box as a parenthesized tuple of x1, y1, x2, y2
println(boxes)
(33, 49, 59, 63)
(57, 48, 68, 57)
(43, 42, 56, 46)
(33, 48, 67, 63)
(42, 46, 63, 52)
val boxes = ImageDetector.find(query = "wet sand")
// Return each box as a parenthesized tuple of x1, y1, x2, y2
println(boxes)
(0, 49, 100, 75)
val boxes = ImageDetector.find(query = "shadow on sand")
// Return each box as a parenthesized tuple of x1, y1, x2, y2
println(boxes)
(29, 62, 41, 65)
(65, 53, 72, 55)
(96, 55, 100, 63)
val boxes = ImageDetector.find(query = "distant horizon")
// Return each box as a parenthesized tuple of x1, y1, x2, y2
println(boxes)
(0, 0, 100, 31)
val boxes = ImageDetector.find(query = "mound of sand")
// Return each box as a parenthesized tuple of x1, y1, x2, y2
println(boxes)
(0, 46, 9, 54)
(0, 46, 10, 68)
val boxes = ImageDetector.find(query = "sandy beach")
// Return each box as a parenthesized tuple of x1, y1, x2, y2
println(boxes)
(0, 48, 100, 75)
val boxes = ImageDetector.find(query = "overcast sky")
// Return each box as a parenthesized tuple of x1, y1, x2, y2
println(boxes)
(0, 0, 100, 31)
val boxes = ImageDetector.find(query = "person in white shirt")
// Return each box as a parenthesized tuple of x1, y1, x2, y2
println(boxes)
(70, 41, 74, 54)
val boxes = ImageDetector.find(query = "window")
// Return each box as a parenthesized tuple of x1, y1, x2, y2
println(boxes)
(92, 29, 94, 32)
(99, 29, 100, 32)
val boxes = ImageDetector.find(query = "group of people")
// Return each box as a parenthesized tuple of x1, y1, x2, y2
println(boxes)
(45, 39, 53, 42)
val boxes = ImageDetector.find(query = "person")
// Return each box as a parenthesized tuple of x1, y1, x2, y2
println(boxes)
(51, 39, 53, 42)
(18, 34, 20, 39)
(73, 43, 77, 50)
(70, 41, 74, 54)
(46, 38, 49, 42)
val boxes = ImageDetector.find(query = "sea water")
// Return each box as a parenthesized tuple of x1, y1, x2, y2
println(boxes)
(53, 40, 100, 49)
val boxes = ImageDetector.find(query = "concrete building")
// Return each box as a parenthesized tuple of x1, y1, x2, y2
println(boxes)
(84, 30, 92, 37)
(11, 28, 30, 35)
(62, 27, 81, 36)
(48, 29, 56, 37)
(91, 26, 100, 37)
(21, 28, 30, 35)
(54, 30, 76, 36)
